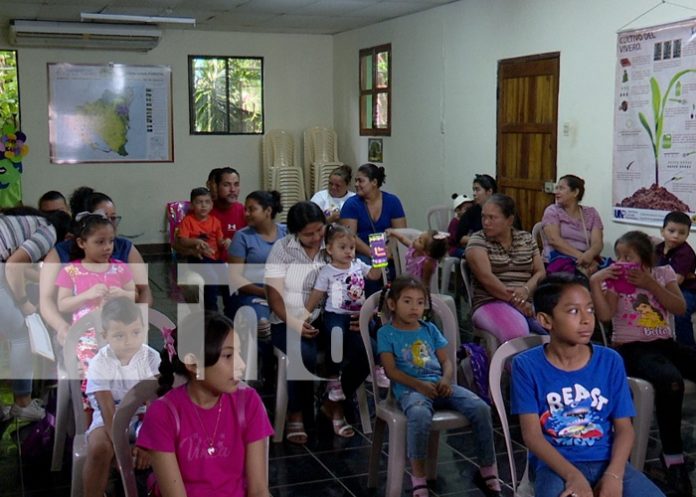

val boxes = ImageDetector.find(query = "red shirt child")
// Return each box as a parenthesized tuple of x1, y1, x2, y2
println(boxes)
(177, 188, 230, 261)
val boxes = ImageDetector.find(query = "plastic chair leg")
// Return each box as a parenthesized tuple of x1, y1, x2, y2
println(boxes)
(51, 373, 70, 471)
(517, 460, 534, 497)
(385, 419, 407, 497)
(628, 377, 654, 471)
(368, 418, 386, 488)
(356, 384, 372, 434)
(272, 348, 288, 443)
(71, 434, 87, 497)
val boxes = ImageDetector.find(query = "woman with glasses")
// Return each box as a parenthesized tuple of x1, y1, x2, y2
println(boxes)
(39, 186, 152, 345)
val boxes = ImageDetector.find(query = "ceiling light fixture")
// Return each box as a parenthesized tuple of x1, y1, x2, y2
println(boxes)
(80, 12, 196, 26)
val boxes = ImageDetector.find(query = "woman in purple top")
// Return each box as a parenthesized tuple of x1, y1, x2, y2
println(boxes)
(542, 175, 604, 276)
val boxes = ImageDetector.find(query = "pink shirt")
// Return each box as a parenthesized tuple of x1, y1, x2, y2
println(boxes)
(211, 202, 246, 240)
(541, 204, 603, 259)
(137, 384, 273, 497)
(405, 246, 437, 286)
(55, 259, 133, 322)
(610, 265, 676, 345)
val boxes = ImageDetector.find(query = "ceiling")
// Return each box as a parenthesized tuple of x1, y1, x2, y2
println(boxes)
(0, 0, 458, 36)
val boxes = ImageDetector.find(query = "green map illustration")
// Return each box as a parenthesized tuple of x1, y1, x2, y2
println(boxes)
(76, 89, 134, 156)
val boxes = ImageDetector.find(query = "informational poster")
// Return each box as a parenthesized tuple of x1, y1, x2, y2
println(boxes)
(48, 63, 173, 163)
(613, 18, 696, 227)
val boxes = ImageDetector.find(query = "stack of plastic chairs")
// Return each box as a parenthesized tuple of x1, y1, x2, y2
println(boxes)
(303, 127, 344, 196)
(262, 129, 305, 222)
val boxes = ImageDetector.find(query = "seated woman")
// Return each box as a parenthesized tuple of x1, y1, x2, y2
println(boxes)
(542, 174, 604, 276)
(310, 165, 355, 223)
(455, 174, 497, 249)
(465, 194, 546, 342)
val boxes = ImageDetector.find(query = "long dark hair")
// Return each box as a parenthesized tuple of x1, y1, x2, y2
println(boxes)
(69, 187, 113, 218)
(378, 275, 432, 322)
(69, 213, 113, 260)
(157, 312, 235, 396)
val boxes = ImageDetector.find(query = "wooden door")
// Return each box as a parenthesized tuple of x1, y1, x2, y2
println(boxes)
(497, 53, 559, 231)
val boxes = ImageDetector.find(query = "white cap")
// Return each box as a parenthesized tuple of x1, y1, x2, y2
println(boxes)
(452, 194, 473, 210)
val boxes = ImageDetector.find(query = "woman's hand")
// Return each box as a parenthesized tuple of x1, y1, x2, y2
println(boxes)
(594, 473, 622, 497)
(576, 252, 594, 268)
(561, 471, 593, 497)
(20, 301, 37, 316)
(287, 316, 320, 338)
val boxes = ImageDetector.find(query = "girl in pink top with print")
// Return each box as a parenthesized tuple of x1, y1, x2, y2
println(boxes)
(590, 231, 696, 495)
(388, 229, 448, 288)
(137, 312, 273, 497)
(55, 212, 135, 417)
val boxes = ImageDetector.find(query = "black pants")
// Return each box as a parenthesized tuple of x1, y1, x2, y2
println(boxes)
(617, 339, 696, 454)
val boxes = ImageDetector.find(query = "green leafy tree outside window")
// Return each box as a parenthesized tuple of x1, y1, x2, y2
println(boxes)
(189, 56, 263, 135)
(0, 51, 20, 130)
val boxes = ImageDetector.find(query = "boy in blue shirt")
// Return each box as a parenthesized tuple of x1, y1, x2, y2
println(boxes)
(511, 274, 664, 497)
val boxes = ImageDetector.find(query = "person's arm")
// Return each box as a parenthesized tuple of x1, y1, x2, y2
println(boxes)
(304, 289, 326, 317)
(265, 276, 317, 337)
(127, 246, 153, 306)
(390, 217, 407, 229)
(434, 347, 453, 397)
(340, 218, 371, 257)
(57, 284, 106, 313)
(39, 249, 71, 344)
(593, 417, 633, 497)
(589, 267, 620, 322)
(465, 247, 511, 302)
(94, 391, 116, 442)
(106, 279, 137, 301)
(422, 258, 437, 290)
(148, 450, 187, 497)
(386, 229, 414, 248)
(245, 438, 271, 497)
(380, 351, 437, 398)
(543, 223, 584, 259)
(519, 413, 593, 497)
(5, 248, 36, 315)
(629, 271, 686, 315)
(229, 255, 265, 298)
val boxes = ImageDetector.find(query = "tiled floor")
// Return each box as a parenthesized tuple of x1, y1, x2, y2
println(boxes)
(1, 255, 695, 496)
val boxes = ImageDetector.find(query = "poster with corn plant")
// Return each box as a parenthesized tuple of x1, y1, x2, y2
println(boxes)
(613, 19, 696, 227)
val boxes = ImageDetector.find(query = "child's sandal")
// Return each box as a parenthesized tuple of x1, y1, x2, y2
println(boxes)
(473, 473, 501, 497)
(285, 421, 308, 445)
(412, 484, 429, 497)
(331, 417, 354, 438)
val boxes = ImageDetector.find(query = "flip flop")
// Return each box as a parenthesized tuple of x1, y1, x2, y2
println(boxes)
(473, 472, 501, 497)
(285, 421, 307, 445)
(331, 417, 354, 438)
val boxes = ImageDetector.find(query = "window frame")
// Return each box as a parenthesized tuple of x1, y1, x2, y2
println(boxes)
(188, 55, 264, 136)
(359, 44, 391, 136)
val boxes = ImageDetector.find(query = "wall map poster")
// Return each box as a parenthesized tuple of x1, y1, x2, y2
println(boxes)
(613, 18, 696, 226)
(48, 63, 173, 163)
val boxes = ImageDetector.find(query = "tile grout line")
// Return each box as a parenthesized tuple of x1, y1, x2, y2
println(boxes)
(305, 446, 359, 497)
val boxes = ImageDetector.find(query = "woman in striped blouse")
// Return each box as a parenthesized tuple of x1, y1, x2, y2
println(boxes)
(465, 194, 546, 342)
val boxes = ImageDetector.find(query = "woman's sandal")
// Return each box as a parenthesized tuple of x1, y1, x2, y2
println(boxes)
(412, 484, 429, 497)
(331, 417, 354, 438)
(472, 472, 501, 497)
(285, 421, 308, 445)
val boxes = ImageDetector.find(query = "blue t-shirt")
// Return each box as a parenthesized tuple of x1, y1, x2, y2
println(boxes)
(55, 236, 133, 263)
(511, 345, 635, 471)
(377, 321, 448, 400)
(340, 191, 406, 246)
(228, 223, 287, 286)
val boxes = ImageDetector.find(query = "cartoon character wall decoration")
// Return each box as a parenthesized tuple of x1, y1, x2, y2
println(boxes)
(0, 124, 28, 208)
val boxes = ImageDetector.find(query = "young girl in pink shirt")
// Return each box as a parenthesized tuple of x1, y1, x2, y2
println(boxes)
(137, 312, 273, 497)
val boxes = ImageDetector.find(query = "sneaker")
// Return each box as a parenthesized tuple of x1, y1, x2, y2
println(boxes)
(374, 366, 390, 389)
(9, 399, 45, 422)
(327, 380, 345, 402)
(662, 455, 693, 497)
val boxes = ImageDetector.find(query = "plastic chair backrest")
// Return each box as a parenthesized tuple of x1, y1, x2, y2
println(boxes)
(531, 222, 545, 257)
(426, 204, 452, 232)
(311, 127, 339, 164)
(112, 378, 159, 497)
(489, 334, 550, 494)
(358, 291, 458, 400)
(459, 258, 474, 308)
(166, 201, 190, 248)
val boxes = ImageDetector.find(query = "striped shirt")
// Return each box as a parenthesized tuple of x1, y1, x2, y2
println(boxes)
(0, 215, 56, 262)
(466, 229, 537, 310)
(265, 234, 326, 324)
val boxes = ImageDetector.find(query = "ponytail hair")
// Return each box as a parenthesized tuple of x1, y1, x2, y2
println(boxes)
(358, 163, 386, 187)
(246, 190, 283, 219)
(157, 311, 235, 396)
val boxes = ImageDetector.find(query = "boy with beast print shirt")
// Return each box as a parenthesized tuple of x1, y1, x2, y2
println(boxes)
(511, 275, 664, 497)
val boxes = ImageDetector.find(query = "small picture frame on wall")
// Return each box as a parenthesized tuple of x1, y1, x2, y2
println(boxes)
(368, 138, 383, 163)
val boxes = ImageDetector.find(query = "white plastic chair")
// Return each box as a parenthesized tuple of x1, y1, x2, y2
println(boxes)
(303, 127, 343, 195)
(359, 292, 469, 497)
(489, 334, 549, 495)
(312, 161, 344, 195)
(262, 129, 295, 189)
(459, 258, 500, 357)
(112, 378, 159, 497)
(426, 204, 460, 296)
(531, 222, 545, 259)
(388, 228, 458, 336)
(269, 166, 306, 222)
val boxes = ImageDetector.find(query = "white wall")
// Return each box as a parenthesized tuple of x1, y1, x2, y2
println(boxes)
(5, 28, 333, 244)
(334, 0, 690, 250)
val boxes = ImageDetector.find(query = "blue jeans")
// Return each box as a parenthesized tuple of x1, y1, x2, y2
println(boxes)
(674, 289, 696, 347)
(535, 461, 665, 497)
(398, 385, 494, 464)
(322, 311, 370, 399)
(227, 292, 271, 322)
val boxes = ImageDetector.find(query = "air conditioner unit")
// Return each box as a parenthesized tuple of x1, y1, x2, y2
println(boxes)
(8, 20, 161, 51)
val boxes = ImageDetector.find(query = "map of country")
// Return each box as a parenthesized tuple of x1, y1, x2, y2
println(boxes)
(76, 88, 134, 156)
